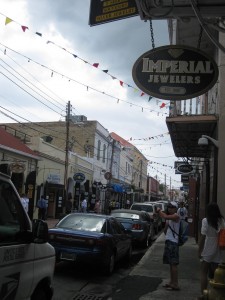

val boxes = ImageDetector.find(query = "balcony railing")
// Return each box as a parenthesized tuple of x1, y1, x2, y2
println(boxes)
(168, 84, 218, 117)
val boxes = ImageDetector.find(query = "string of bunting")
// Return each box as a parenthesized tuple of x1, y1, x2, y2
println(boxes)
(148, 160, 174, 169)
(0, 12, 169, 109)
(148, 165, 180, 184)
(129, 132, 169, 141)
(0, 44, 168, 116)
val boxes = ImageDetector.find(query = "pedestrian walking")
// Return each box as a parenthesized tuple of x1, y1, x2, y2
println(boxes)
(66, 193, 73, 214)
(37, 195, 47, 220)
(20, 193, 29, 213)
(81, 198, 87, 213)
(197, 202, 225, 299)
(94, 200, 101, 214)
(156, 201, 181, 291)
(177, 201, 188, 221)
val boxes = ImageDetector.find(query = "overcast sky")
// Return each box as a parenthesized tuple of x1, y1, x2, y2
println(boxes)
(0, 0, 182, 189)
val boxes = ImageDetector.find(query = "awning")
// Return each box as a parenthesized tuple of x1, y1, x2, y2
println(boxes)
(111, 184, 124, 193)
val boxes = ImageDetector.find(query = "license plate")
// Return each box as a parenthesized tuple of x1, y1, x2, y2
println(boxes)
(60, 252, 76, 261)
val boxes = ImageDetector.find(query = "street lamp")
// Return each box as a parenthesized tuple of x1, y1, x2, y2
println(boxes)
(198, 135, 219, 148)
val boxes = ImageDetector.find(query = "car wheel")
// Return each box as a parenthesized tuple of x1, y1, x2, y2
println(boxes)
(103, 252, 115, 275)
(150, 225, 155, 241)
(124, 244, 132, 262)
(31, 287, 48, 300)
(142, 235, 149, 248)
(154, 224, 158, 234)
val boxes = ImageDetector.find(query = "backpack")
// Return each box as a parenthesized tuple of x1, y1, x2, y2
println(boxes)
(178, 220, 189, 246)
(168, 220, 189, 246)
(179, 208, 184, 217)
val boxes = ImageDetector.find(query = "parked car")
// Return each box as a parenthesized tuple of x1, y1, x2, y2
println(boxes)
(110, 209, 155, 248)
(130, 202, 162, 233)
(48, 213, 132, 274)
(0, 172, 55, 300)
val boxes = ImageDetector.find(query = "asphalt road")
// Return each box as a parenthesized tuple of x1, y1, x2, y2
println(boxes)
(52, 247, 147, 300)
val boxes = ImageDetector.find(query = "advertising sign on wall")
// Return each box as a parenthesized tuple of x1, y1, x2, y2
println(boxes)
(132, 45, 219, 100)
(89, 0, 138, 26)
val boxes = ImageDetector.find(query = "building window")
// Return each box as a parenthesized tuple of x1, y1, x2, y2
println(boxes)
(97, 140, 101, 160)
(103, 144, 106, 163)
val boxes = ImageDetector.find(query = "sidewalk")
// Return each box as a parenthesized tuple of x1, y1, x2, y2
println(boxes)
(111, 234, 201, 300)
(46, 219, 201, 299)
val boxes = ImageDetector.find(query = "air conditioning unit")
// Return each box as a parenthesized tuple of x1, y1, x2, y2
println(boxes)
(70, 115, 87, 123)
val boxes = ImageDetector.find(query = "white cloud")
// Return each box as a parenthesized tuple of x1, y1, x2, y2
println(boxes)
(0, 0, 181, 188)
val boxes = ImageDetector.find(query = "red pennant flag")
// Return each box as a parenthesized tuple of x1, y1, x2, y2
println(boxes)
(21, 25, 28, 32)
(93, 63, 99, 68)
(119, 81, 124, 87)
(140, 92, 145, 96)
(160, 103, 166, 108)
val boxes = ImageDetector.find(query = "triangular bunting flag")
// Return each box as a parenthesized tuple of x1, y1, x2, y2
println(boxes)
(5, 17, 13, 25)
(140, 92, 145, 96)
(73, 54, 77, 58)
(119, 81, 124, 86)
(93, 63, 99, 68)
(36, 32, 42, 36)
(160, 103, 166, 108)
(103, 70, 108, 73)
(21, 25, 28, 32)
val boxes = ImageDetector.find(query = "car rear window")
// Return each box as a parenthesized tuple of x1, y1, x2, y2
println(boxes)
(111, 212, 140, 220)
(57, 215, 106, 232)
(131, 204, 153, 213)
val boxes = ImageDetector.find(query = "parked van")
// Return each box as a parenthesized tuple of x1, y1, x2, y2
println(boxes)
(0, 172, 55, 299)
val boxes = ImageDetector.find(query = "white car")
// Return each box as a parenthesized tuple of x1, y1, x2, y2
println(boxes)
(0, 172, 55, 299)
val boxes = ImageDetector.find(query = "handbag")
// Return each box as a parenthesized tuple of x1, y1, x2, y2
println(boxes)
(218, 221, 225, 250)
(218, 228, 225, 250)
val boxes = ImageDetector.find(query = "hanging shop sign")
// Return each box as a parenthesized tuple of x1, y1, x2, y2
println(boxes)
(175, 164, 194, 175)
(73, 172, 86, 183)
(89, 0, 138, 26)
(181, 175, 189, 182)
(47, 173, 61, 184)
(132, 45, 219, 100)
(10, 162, 26, 173)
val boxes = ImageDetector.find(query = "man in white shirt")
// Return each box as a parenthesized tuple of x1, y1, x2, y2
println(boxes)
(81, 198, 87, 212)
(177, 202, 188, 221)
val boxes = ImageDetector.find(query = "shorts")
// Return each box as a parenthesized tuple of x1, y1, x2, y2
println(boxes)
(163, 240, 179, 265)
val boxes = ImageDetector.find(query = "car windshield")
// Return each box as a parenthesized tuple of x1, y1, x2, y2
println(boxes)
(111, 212, 140, 220)
(131, 205, 153, 213)
(156, 203, 163, 209)
(57, 214, 106, 232)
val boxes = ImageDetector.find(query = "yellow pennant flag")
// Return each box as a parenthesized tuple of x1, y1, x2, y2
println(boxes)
(5, 17, 13, 25)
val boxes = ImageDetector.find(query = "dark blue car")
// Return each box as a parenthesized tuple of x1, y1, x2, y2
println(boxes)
(111, 209, 155, 248)
(48, 213, 132, 274)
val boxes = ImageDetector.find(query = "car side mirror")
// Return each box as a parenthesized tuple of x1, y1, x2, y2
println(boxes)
(32, 219, 49, 243)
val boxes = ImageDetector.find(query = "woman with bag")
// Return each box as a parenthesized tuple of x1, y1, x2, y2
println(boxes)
(198, 202, 225, 299)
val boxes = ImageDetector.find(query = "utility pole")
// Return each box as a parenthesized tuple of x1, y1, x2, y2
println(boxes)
(64, 101, 71, 208)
